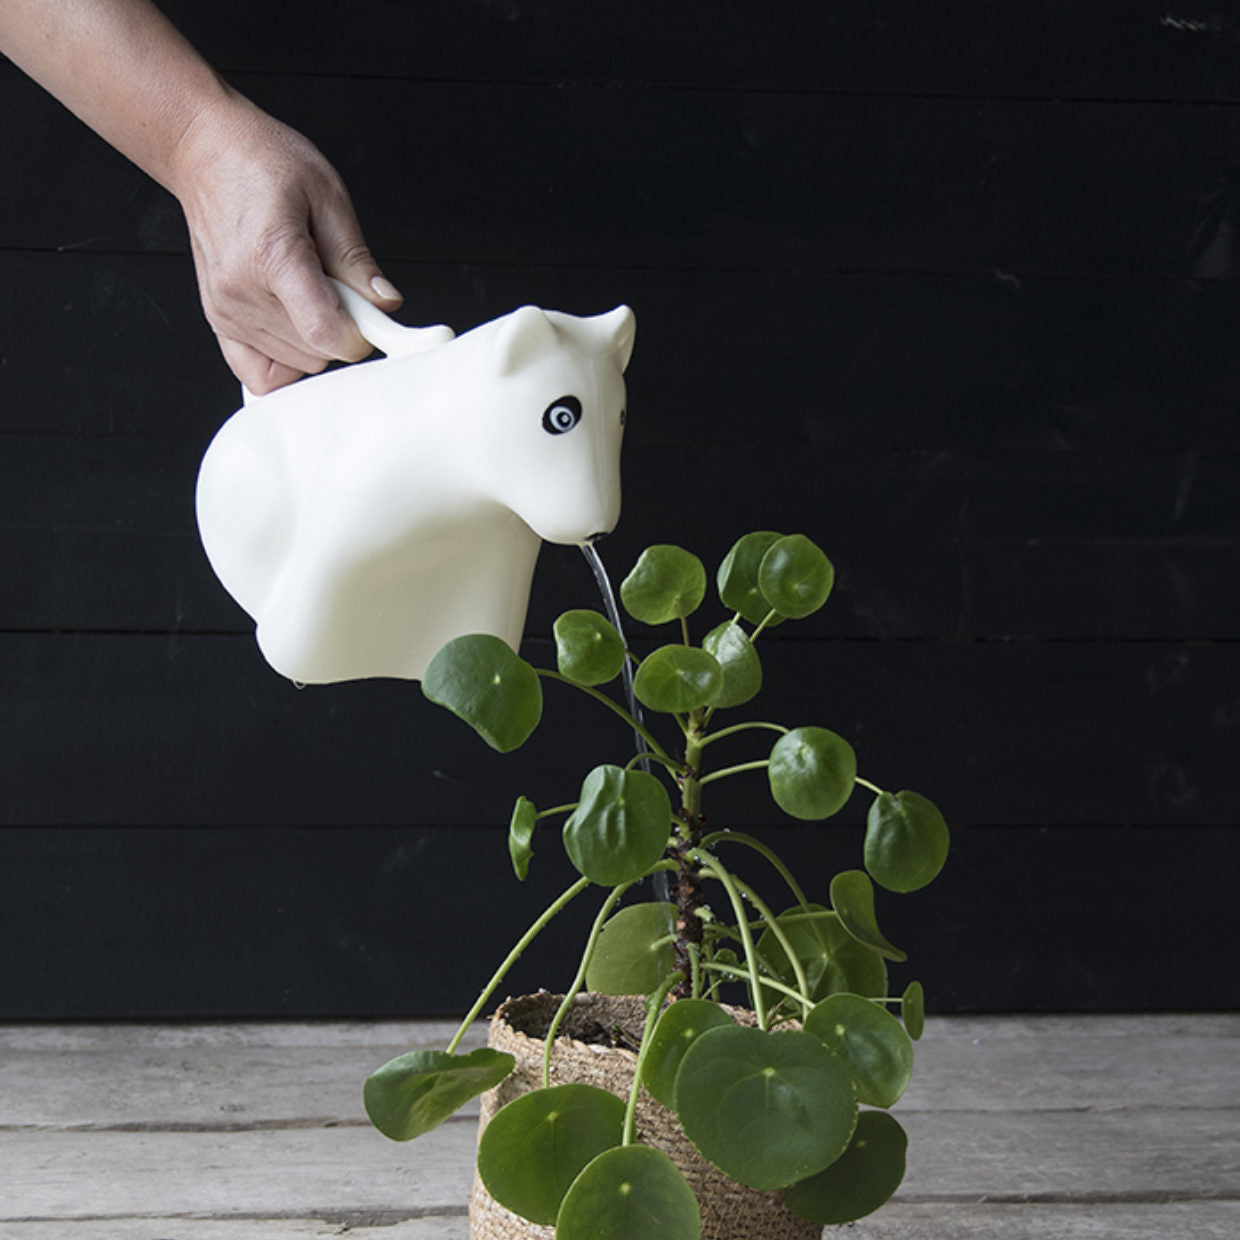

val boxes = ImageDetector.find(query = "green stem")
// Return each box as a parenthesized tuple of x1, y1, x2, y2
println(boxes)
(856, 776, 885, 797)
(537, 669, 675, 764)
(688, 941, 702, 1000)
(750, 609, 779, 642)
(447, 876, 591, 1054)
(623, 971, 684, 1145)
(699, 960, 806, 1007)
(534, 802, 577, 821)
(690, 850, 768, 1030)
(698, 759, 769, 787)
(696, 721, 788, 749)
(680, 616, 691, 647)
(625, 751, 683, 776)
(698, 830, 811, 911)
(731, 875, 813, 1015)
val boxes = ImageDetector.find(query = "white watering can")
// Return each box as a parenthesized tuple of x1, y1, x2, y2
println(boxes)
(196, 280, 635, 683)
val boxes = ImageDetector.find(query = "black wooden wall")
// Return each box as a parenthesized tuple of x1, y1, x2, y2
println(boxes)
(2, 2, 1237, 1018)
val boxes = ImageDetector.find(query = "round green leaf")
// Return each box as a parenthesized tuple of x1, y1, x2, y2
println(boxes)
(556, 1144, 701, 1240)
(586, 901, 676, 995)
(782, 1110, 908, 1225)
(822, 932, 889, 1000)
(620, 545, 707, 624)
(716, 531, 785, 626)
(830, 871, 907, 963)
(675, 1026, 858, 1191)
(421, 634, 542, 753)
(865, 790, 950, 893)
(641, 999, 736, 1108)
(478, 1083, 625, 1225)
(758, 534, 834, 619)
(554, 609, 627, 686)
(632, 645, 723, 714)
(702, 621, 762, 709)
(768, 727, 856, 820)
(902, 980, 926, 1041)
(508, 796, 536, 881)
(564, 766, 673, 886)
(804, 994, 914, 1108)
(363, 1047, 515, 1141)
(757, 905, 888, 1008)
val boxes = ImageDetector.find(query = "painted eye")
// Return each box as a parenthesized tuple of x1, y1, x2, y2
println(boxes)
(542, 396, 582, 435)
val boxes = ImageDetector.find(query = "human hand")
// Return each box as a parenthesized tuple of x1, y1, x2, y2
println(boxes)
(172, 93, 402, 394)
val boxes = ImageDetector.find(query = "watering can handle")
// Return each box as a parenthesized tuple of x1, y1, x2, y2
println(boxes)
(240, 279, 455, 404)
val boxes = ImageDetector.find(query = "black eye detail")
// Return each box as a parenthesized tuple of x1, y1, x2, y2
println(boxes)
(620, 408, 627, 427)
(542, 395, 582, 435)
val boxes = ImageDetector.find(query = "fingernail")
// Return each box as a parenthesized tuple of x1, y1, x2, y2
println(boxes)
(370, 275, 402, 302)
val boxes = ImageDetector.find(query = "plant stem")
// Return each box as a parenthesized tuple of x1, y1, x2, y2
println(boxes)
(698, 758, 769, 787)
(695, 721, 788, 748)
(533, 802, 577, 821)
(750, 609, 779, 642)
(699, 830, 812, 911)
(537, 669, 675, 765)
(690, 850, 768, 1030)
(625, 751, 683, 776)
(623, 971, 683, 1145)
(670, 731, 706, 999)
(446, 876, 591, 1054)
(700, 960, 805, 1007)
(730, 875, 813, 1014)
(856, 776, 885, 796)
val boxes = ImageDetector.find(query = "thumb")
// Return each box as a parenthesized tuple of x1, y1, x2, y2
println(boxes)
(311, 192, 403, 310)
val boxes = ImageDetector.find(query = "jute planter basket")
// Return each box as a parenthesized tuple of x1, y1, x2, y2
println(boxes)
(468, 992, 821, 1240)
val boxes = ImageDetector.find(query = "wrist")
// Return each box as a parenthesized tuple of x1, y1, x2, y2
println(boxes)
(163, 80, 260, 202)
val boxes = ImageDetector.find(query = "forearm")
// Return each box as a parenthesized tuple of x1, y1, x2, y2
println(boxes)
(0, 0, 239, 195)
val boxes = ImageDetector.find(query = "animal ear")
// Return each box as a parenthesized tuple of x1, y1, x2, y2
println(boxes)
(590, 305, 636, 374)
(493, 305, 562, 375)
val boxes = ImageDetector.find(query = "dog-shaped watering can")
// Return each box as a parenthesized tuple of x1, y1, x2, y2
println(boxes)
(196, 281, 634, 683)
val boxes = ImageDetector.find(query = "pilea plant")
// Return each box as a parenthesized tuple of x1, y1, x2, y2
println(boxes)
(364, 531, 949, 1239)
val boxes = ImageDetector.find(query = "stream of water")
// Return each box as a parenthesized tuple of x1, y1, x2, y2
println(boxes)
(580, 542, 650, 775)
(581, 544, 672, 902)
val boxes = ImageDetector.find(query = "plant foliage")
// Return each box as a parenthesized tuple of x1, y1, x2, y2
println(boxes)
(366, 531, 950, 1238)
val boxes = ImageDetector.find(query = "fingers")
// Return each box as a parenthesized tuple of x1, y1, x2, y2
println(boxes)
(217, 334, 315, 397)
(309, 185, 404, 313)
(174, 98, 404, 392)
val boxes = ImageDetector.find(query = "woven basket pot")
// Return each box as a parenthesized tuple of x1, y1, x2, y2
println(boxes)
(468, 992, 821, 1240)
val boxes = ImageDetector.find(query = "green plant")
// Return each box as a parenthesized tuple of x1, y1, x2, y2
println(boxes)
(364, 531, 949, 1239)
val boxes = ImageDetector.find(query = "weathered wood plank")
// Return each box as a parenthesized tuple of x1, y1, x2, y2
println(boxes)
(1, 633, 1235, 829)
(4, 1205, 1240, 1240)
(154, 0, 1239, 101)
(4, 430, 1238, 641)
(849, 1201, 1240, 1239)
(0, 1022, 486, 1128)
(6, 254, 1240, 457)
(0, 1222, 472, 1240)
(3, 66, 1233, 276)
(2, 1016, 1235, 1127)
(0, 1123, 478, 1221)
(1, 1108, 1235, 1221)
(3, 1202, 1240, 1240)
(2, 824, 1236, 1018)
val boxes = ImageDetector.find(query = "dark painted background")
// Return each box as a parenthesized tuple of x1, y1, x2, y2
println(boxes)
(2, 1, 1237, 1018)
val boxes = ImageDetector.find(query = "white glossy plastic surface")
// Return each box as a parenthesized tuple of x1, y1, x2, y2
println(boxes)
(196, 280, 634, 683)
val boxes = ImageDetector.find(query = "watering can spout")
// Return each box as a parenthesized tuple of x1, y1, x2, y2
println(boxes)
(196, 288, 634, 684)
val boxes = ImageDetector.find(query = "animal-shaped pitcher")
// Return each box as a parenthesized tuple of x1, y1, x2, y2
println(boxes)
(196, 281, 634, 683)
